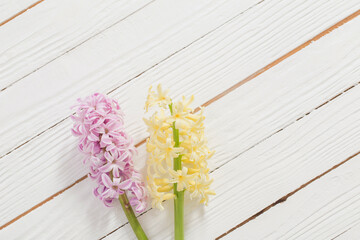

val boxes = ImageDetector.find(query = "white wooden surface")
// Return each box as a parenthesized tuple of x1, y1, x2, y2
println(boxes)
(0, 0, 38, 23)
(0, 1, 359, 239)
(224, 154, 360, 240)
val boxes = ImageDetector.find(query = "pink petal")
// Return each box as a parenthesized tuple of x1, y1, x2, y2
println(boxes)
(101, 174, 113, 189)
(98, 163, 113, 173)
(118, 179, 133, 190)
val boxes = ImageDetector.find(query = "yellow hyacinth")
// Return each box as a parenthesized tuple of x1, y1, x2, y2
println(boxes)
(144, 84, 215, 211)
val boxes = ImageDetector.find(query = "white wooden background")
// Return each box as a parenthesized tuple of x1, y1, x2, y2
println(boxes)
(0, 0, 360, 239)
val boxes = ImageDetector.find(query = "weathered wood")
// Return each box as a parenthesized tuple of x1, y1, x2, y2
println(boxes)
(336, 222, 360, 240)
(0, 0, 262, 156)
(223, 154, 360, 240)
(0, 0, 153, 90)
(1, 0, 359, 158)
(1, 15, 359, 239)
(0, 0, 39, 24)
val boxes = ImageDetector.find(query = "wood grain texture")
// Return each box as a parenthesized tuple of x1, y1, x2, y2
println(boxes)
(0, 0, 262, 157)
(1, 0, 359, 159)
(1, 15, 359, 239)
(223, 155, 360, 240)
(0, 0, 39, 24)
(105, 21, 360, 240)
(335, 222, 360, 239)
(0, 0, 152, 91)
(1, 0, 359, 230)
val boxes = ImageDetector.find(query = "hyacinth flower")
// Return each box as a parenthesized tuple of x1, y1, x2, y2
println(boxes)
(71, 93, 148, 240)
(144, 85, 215, 239)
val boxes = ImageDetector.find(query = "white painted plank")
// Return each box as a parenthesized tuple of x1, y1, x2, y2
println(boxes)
(1, 0, 359, 158)
(1, 0, 360, 226)
(223, 155, 360, 240)
(0, 0, 260, 156)
(336, 222, 360, 239)
(0, 0, 37, 23)
(0, 0, 151, 90)
(1, 0, 360, 230)
(105, 35, 360, 240)
(0, 0, 260, 225)
(1, 16, 360, 239)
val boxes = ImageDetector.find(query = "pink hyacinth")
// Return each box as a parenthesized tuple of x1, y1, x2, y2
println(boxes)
(71, 93, 147, 213)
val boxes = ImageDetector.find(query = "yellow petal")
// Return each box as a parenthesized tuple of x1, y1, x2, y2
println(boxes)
(154, 178, 169, 185)
(157, 185, 173, 192)
(163, 193, 175, 200)
(187, 168, 200, 174)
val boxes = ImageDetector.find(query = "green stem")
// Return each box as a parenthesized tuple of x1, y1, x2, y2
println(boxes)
(174, 185, 184, 240)
(119, 194, 148, 240)
(109, 171, 147, 240)
(170, 103, 185, 240)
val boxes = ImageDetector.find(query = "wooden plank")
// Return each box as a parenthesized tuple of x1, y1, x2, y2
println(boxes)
(222, 155, 360, 240)
(0, 0, 359, 158)
(0, 0, 152, 90)
(336, 222, 360, 239)
(1, 0, 359, 229)
(1, 1, 359, 230)
(106, 60, 360, 239)
(0, 0, 39, 24)
(1, 15, 360, 239)
(0, 0, 261, 156)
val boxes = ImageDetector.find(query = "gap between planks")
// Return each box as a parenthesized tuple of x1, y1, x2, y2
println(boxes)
(105, 64, 360, 239)
(0, 0, 264, 155)
(104, 82, 360, 238)
(0, 0, 45, 27)
(0, 0, 264, 93)
(2, 7, 360, 232)
(0, 0, 157, 93)
(1, 8, 358, 232)
(332, 227, 353, 240)
(1, 0, 356, 160)
(216, 84, 360, 239)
